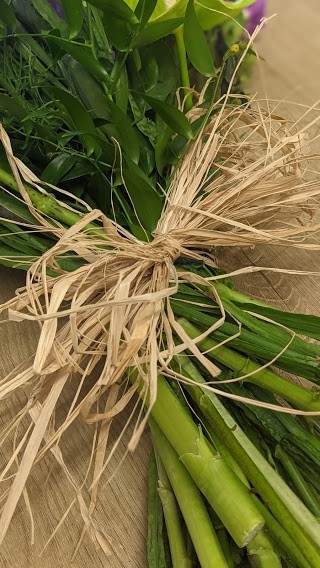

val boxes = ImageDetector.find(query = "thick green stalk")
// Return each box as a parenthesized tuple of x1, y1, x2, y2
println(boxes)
(253, 497, 313, 568)
(203, 405, 314, 568)
(214, 282, 268, 308)
(178, 318, 320, 412)
(0, 166, 101, 234)
(203, 404, 313, 568)
(246, 530, 282, 568)
(172, 299, 320, 382)
(157, 487, 191, 568)
(142, 375, 264, 548)
(213, 288, 320, 358)
(275, 446, 320, 518)
(197, 393, 320, 566)
(154, 449, 192, 568)
(0, 166, 82, 226)
(276, 418, 320, 468)
(175, 26, 192, 111)
(179, 432, 263, 548)
(193, 409, 249, 490)
(237, 385, 320, 468)
(215, 529, 235, 568)
(176, 356, 320, 568)
(151, 420, 227, 568)
(147, 452, 169, 568)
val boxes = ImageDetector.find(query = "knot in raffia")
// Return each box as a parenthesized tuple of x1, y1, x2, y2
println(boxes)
(147, 233, 182, 265)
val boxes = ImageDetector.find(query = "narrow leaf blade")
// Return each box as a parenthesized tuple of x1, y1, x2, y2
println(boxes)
(45, 36, 111, 83)
(135, 0, 158, 26)
(0, 0, 17, 30)
(60, 0, 83, 39)
(184, 0, 215, 77)
(52, 87, 101, 157)
(133, 18, 183, 47)
(140, 94, 193, 140)
(86, 0, 138, 23)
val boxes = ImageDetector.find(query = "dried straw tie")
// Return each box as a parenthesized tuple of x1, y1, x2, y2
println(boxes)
(1, 91, 320, 550)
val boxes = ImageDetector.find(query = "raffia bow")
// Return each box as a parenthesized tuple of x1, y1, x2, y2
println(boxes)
(1, 93, 320, 549)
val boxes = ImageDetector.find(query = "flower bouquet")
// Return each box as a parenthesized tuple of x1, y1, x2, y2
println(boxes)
(0, 1, 320, 567)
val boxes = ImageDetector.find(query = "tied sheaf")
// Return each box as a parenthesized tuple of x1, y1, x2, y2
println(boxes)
(1, 2, 320, 567)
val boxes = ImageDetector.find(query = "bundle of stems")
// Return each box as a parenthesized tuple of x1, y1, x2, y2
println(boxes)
(0, 2, 320, 567)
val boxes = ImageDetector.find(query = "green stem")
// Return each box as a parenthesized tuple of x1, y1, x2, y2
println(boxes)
(139, 374, 264, 548)
(147, 452, 170, 568)
(200, 415, 250, 489)
(215, 528, 235, 568)
(172, 298, 320, 382)
(157, 486, 191, 568)
(246, 530, 282, 568)
(253, 497, 313, 568)
(151, 420, 225, 568)
(88, 5, 98, 60)
(275, 446, 320, 518)
(214, 282, 268, 308)
(175, 26, 192, 111)
(178, 318, 320, 412)
(0, 165, 100, 233)
(202, 403, 313, 568)
(236, 385, 320, 468)
(213, 285, 320, 358)
(275, 413, 320, 468)
(202, 402, 314, 568)
(222, 297, 318, 359)
(176, 356, 320, 568)
(155, 448, 192, 568)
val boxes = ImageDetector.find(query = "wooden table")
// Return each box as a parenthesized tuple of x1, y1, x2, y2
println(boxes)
(0, 1, 319, 566)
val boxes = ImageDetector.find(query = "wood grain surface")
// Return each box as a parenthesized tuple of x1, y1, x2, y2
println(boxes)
(0, 1, 320, 566)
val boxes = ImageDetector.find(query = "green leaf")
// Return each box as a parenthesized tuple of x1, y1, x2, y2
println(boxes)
(64, 57, 112, 121)
(145, 44, 179, 100)
(155, 123, 173, 175)
(87, 171, 112, 213)
(0, 190, 37, 224)
(103, 10, 136, 52)
(0, 220, 52, 254)
(0, 242, 35, 270)
(87, 0, 138, 23)
(184, 0, 215, 77)
(195, 0, 255, 30)
(143, 55, 159, 93)
(61, 160, 98, 182)
(0, 94, 33, 136)
(135, 0, 157, 26)
(140, 0, 255, 30)
(0, 94, 27, 122)
(30, 0, 67, 30)
(60, 0, 83, 39)
(45, 36, 111, 83)
(238, 304, 320, 342)
(113, 61, 129, 114)
(0, 0, 16, 30)
(41, 153, 77, 185)
(139, 94, 193, 140)
(149, 0, 187, 21)
(122, 160, 163, 232)
(52, 87, 101, 157)
(133, 18, 183, 47)
(106, 100, 140, 164)
(129, 94, 158, 146)
(136, 131, 155, 176)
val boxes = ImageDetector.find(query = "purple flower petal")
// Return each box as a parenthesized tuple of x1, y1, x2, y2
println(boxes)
(48, 0, 64, 18)
(245, 0, 267, 35)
